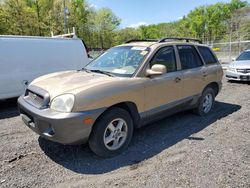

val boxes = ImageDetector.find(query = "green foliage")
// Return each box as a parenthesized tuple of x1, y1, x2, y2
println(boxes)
(136, 0, 249, 43)
(94, 8, 121, 48)
(0, 0, 249, 48)
(114, 27, 141, 44)
(0, 0, 121, 48)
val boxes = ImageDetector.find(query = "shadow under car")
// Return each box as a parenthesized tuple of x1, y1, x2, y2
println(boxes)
(0, 98, 19, 119)
(38, 101, 241, 175)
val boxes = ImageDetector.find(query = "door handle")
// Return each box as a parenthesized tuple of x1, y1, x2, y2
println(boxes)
(202, 72, 208, 77)
(175, 77, 181, 83)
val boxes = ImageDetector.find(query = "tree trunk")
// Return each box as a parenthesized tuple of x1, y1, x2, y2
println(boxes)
(35, 0, 42, 36)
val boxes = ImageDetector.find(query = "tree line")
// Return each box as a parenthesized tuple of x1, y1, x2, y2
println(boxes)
(0, 0, 249, 49)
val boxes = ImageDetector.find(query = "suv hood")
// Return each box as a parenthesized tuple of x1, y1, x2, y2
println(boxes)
(231, 60, 250, 68)
(30, 70, 115, 99)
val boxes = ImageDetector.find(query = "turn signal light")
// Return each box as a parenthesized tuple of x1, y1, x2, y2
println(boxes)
(83, 117, 93, 125)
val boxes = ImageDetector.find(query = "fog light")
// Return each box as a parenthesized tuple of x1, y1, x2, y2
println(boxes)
(43, 128, 55, 137)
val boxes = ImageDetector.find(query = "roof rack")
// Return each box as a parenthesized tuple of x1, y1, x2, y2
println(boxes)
(51, 27, 77, 39)
(125, 39, 159, 43)
(158, 37, 202, 44)
(125, 37, 203, 44)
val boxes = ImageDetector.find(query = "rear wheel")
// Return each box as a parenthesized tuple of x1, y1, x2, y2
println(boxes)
(88, 107, 133, 157)
(194, 87, 215, 116)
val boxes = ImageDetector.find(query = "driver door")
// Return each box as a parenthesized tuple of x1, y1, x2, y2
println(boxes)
(144, 46, 183, 117)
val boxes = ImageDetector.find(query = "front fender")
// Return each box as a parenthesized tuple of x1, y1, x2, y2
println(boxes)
(73, 79, 146, 113)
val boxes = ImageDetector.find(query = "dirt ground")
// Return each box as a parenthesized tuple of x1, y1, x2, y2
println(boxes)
(0, 78, 250, 188)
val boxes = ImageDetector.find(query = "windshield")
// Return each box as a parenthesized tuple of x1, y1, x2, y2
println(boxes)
(237, 51, 250, 61)
(85, 46, 150, 77)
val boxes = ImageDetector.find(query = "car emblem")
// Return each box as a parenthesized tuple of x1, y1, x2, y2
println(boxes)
(32, 94, 37, 100)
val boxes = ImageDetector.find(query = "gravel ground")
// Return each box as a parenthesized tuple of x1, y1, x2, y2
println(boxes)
(0, 78, 250, 188)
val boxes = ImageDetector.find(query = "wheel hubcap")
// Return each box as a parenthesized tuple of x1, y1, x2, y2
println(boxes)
(203, 93, 213, 113)
(103, 118, 128, 151)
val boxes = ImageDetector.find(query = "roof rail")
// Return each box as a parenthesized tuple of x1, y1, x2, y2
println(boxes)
(158, 37, 202, 44)
(125, 39, 158, 43)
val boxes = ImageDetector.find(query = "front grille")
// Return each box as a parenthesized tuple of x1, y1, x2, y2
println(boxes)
(237, 69, 250, 74)
(226, 75, 237, 79)
(26, 90, 44, 107)
(24, 86, 50, 109)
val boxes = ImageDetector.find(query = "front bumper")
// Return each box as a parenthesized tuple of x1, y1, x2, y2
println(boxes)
(225, 70, 250, 81)
(18, 96, 105, 145)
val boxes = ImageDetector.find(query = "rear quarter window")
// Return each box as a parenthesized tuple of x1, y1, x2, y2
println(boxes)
(198, 46, 218, 65)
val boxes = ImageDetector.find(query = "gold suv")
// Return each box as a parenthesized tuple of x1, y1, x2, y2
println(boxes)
(18, 38, 223, 157)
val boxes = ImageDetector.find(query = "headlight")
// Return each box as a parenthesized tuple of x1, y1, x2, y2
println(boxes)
(50, 94, 75, 113)
(227, 67, 235, 72)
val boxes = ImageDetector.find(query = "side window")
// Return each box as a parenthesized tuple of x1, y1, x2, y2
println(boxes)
(151, 46, 177, 73)
(177, 45, 203, 70)
(198, 46, 218, 65)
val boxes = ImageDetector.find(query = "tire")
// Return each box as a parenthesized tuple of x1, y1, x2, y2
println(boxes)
(88, 107, 134, 158)
(194, 87, 215, 116)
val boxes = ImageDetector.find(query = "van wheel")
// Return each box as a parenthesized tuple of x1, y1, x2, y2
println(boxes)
(88, 107, 133, 158)
(194, 87, 215, 116)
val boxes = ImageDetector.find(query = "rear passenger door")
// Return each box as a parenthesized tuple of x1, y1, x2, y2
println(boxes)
(176, 45, 207, 99)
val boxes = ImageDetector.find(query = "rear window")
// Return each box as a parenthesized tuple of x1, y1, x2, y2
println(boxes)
(198, 46, 217, 65)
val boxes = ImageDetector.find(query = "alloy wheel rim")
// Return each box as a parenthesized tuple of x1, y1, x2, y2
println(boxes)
(103, 118, 128, 151)
(203, 93, 213, 113)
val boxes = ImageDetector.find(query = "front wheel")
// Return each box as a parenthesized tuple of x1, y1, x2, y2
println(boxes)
(88, 107, 133, 157)
(194, 87, 215, 116)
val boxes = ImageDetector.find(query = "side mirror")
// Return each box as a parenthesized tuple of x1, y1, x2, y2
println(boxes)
(146, 64, 167, 77)
(232, 57, 236, 61)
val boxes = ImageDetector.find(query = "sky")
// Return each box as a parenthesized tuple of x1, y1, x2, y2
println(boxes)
(88, 0, 250, 28)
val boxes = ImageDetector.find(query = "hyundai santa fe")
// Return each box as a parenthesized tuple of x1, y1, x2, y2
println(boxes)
(18, 37, 223, 157)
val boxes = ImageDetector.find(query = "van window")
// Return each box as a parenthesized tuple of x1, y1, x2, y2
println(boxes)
(177, 45, 203, 70)
(198, 46, 217, 65)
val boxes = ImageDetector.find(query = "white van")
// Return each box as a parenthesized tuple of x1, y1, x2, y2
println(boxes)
(0, 35, 90, 100)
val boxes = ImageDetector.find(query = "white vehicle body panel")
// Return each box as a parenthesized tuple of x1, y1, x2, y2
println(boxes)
(226, 60, 250, 81)
(0, 36, 90, 100)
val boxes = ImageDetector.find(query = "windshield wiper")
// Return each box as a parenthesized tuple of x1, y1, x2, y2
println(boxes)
(81, 68, 92, 73)
(89, 69, 115, 77)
